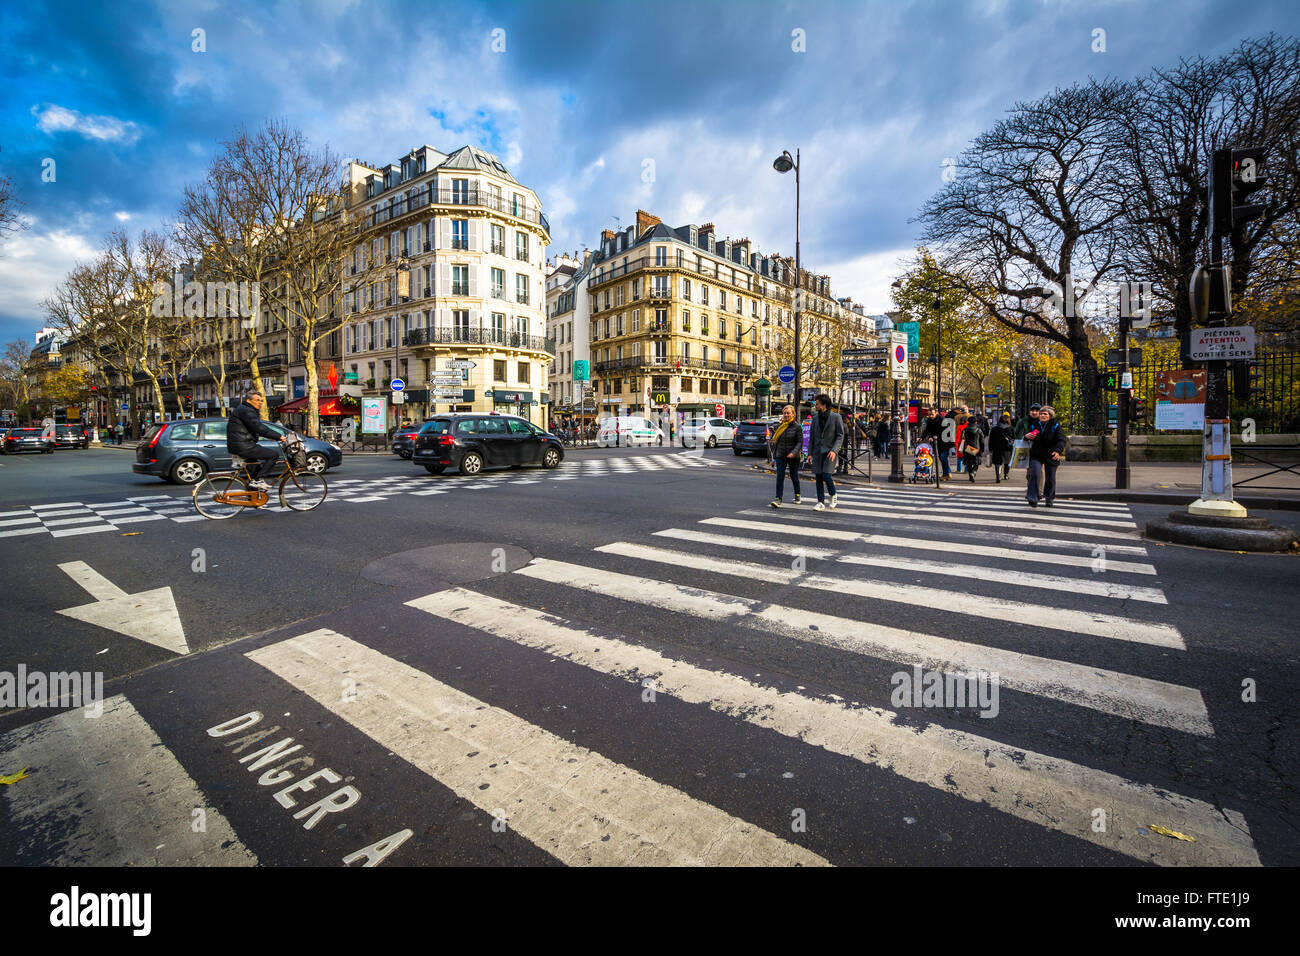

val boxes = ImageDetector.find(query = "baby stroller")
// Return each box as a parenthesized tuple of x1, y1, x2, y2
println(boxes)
(910, 441, 935, 484)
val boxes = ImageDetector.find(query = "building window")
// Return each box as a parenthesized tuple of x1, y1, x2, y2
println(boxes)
(652, 276, 668, 297)
(654, 308, 668, 332)
(616, 314, 624, 336)
(491, 268, 505, 299)
(681, 377, 692, 392)
(452, 265, 469, 296)
(494, 360, 507, 381)
(491, 224, 505, 255)
(452, 310, 469, 337)
(632, 278, 642, 300)
(515, 275, 529, 304)
(631, 309, 640, 332)
(518, 362, 530, 383)
(490, 312, 505, 343)
(702, 285, 709, 305)
(719, 290, 727, 311)
(515, 232, 529, 261)
(451, 220, 469, 250)
(681, 310, 690, 332)
(655, 246, 666, 266)
(720, 319, 727, 339)
(452, 179, 470, 204)
(682, 278, 691, 301)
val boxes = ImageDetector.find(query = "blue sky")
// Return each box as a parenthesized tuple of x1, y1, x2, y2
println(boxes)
(1, 0, 1297, 346)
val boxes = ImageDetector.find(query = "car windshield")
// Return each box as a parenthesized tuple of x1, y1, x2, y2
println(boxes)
(420, 420, 451, 435)
(12, 428, 39, 436)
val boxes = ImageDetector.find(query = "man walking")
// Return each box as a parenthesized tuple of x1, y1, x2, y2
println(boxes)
(1024, 404, 1066, 507)
(809, 394, 845, 512)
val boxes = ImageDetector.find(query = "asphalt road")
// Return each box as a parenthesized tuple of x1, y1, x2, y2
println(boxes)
(0, 443, 1296, 867)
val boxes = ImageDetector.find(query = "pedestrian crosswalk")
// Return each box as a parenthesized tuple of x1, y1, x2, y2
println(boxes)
(0, 482, 1261, 866)
(0, 454, 710, 538)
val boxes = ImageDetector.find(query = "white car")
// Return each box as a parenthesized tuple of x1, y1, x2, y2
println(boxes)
(597, 416, 666, 447)
(681, 417, 736, 448)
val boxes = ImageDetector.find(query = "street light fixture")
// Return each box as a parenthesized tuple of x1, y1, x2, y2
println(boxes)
(773, 149, 801, 416)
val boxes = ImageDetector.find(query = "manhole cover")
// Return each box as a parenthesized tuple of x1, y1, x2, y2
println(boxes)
(361, 542, 533, 589)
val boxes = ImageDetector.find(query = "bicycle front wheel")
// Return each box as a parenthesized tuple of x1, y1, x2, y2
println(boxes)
(280, 470, 327, 511)
(194, 474, 250, 519)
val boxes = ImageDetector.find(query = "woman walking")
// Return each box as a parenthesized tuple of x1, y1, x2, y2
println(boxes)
(768, 405, 803, 508)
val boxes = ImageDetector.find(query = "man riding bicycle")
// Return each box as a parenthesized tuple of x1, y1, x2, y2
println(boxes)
(228, 391, 288, 491)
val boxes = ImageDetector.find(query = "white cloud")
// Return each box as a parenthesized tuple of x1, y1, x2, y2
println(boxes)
(0, 227, 99, 330)
(114, 211, 132, 222)
(819, 246, 916, 314)
(31, 104, 143, 146)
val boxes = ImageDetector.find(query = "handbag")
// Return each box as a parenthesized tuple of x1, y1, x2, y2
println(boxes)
(1009, 439, 1031, 470)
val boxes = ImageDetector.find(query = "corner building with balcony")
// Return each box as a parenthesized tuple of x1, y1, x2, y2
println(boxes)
(341, 145, 552, 427)
(586, 210, 847, 421)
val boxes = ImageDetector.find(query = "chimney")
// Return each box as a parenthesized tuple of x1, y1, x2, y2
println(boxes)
(698, 222, 714, 251)
(636, 209, 662, 236)
(601, 229, 615, 241)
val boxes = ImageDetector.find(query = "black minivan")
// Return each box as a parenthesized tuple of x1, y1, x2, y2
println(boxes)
(411, 413, 563, 475)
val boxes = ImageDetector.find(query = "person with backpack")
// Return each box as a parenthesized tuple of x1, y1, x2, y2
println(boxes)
(989, 413, 1014, 482)
(1024, 404, 1067, 507)
(961, 416, 985, 482)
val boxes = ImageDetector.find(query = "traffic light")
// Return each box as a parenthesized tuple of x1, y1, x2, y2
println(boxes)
(1210, 146, 1267, 239)
(1131, 398, 1148, 419)
(1102, 370, 1119, 391)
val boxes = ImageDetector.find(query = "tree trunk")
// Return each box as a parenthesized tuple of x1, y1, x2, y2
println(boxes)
(145, 369, 167, 425)
(305, 339, 319, 438)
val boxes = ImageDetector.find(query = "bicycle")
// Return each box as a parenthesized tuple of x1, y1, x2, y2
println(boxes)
(192, 439, 327, 519)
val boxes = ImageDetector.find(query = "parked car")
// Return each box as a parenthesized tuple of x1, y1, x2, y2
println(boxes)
(731, 417, 781, 456)
(391, 424, 421, 459)
(3, 427, 55, 454)
(53, 424, 90, 449)
(681, 416, 736, 448)
(133, 417, 342, 484)
(412, 413, 563, 475)
(596, 416, 665, 447)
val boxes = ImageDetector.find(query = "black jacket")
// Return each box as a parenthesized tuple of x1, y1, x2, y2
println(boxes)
(1028, 419, 1067, 463)
(227, 401, 279, 452)
(770, 419, 803, 460)
(989, 422, 1014, 458)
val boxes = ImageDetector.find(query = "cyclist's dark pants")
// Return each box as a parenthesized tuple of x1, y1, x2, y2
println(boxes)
(233, 444, 278, 481)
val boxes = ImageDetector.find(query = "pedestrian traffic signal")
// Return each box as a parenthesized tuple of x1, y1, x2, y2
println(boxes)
(1210, 146, 1267, 238)
(1102, 370, 1119, 391)
(1131, 398, 1147, 419)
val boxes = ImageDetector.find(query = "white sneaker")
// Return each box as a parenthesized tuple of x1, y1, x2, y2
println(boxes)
(814, 502, 826, 512)
(829, 494, 838, 510)
(248, 479, 270, 491)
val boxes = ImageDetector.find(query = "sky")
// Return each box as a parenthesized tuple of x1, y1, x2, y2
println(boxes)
(1, 0, 1297, 347)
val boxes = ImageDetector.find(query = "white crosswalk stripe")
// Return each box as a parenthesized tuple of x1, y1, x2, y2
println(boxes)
(406, 590, 1256, 866)
(245, 628, 828, 866)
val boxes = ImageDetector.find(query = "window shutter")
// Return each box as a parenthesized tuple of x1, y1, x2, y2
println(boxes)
(440, 218, 451, 249)
(468, 266, 478, 297)
(469, 219, 479, 252)
(441, 263, 451, 294)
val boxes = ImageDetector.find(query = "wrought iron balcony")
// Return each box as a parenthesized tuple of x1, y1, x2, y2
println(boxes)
(367, 187, 549, 235)
(403, 327, 555, 354)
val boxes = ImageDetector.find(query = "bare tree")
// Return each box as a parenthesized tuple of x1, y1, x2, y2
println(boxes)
(0, 340, 33, 413)
(917, 79, 1133, 428)
(1111, 35, 1300, 345)
(44, 231, 179, 428)
(0, 167, 23, 248)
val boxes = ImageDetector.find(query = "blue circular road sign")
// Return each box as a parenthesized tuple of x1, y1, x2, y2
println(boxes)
(390, 378, 405, 391)
(777, 365, 796, 384)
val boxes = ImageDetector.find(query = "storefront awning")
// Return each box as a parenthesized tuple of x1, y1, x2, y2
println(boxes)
(276, 395, 354, 416)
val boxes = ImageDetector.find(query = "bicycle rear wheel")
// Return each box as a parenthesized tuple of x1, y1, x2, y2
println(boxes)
(193, 474, 250, 519)
(280, 470, 327, 511)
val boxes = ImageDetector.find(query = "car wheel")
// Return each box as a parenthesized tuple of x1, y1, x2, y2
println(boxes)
(657, 436, 663, 446)
(305, 453, 327, 474)
(707, 435, 717, 448)
(733, 447, 742, 456)
(460, 451, 483, 475)
(424, 465, 446, 475)
(542, 447, 561, 469)
(171, 458, 207, 485)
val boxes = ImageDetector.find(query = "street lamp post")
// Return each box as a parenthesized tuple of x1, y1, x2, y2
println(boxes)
(773, 149, 800, 416)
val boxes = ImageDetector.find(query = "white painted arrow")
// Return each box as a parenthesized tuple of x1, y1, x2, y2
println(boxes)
(57, 561, 189, 655)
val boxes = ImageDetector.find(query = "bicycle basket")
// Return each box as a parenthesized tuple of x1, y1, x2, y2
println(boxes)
(285, 439, 308, 470)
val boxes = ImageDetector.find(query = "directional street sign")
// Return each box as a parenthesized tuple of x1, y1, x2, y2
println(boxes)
(445, 360, 477, 369)
(390, 378, 405, 392)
